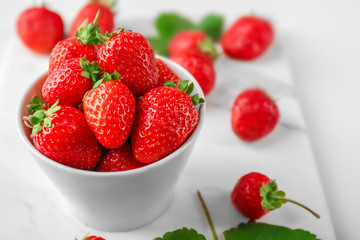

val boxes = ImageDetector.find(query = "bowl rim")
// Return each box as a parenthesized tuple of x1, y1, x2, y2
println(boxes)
(16, 56, 206, 177)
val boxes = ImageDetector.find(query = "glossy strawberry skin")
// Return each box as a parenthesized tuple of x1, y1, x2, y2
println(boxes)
(49, 38, 97, 74)
(83, 236, 106, 240)
(32, 106, 102, 170)
(97, 31, 159, 96)
(97, 143, 146, 172)
(131, 86, 199, 164)
(169, 30, 207, 57)
(42, 58, 92, 106)
(69, 2, 114, 38)
(16, 6, 64, 54)
(156, 58, 180, 87)
(83, 81, 136, 149)
(221, 16, 274, 60)
(231, 172, 270, 220)
(231, 88, 279, 141)
(171, 51, 215, 96)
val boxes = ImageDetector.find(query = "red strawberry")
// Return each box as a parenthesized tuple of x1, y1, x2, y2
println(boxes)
(42, 58, 100, 106)
(83, 74, 136, 149)
(77, 235, 106, 240)
(169, 30, 218, 59)
(16, 6, 64, 54)
(221, 16, 274, 60)
(97, 30, 159, 96)
(97, 142, 146, 172)
(69, 1, 114, 38)
(171, 51, 215, 96)
(49, 11, 105, 74)
(156, 58, 179, 87)
(131, 81, 203, 163)
(231, 88, 279, 141)
(23, 97, 102, 170)
(231, 172, 320, 220)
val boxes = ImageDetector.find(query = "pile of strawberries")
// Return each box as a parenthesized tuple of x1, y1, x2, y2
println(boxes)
(23, 12, 204, 171)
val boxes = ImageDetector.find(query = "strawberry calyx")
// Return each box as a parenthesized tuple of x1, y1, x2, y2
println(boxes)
(23, 97, 60, 136)
(75, 10, 114, 45)
(260, 180, 320, 219)
(199, 37, 219, 60)
(164, 80, 205, 105)
(79, 58, 102, 85)
(92, 70, 120, 88)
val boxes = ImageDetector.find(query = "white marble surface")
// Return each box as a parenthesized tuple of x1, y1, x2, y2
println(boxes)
(1, 0, 360, 239)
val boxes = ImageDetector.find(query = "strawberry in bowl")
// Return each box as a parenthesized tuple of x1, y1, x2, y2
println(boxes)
(17, 51, 205, 231)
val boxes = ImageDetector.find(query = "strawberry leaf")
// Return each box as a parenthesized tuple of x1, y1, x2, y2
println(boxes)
(154, 227, 206, 240)
(147, 36, 170, 56)
(27, 96, 44, 113)
(223, 222, 320, 240)
(155, 13, 195, 39)
(197, 14, 224, 41)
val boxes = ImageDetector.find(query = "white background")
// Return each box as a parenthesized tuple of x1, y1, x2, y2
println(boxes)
(1, 0, 359, 239)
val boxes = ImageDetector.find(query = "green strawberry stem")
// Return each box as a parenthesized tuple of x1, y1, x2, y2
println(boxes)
(75, 9, 113, 45)
(164, 80, 205, 105)
(197, 191, 218, 240)
(199, 38, 219, 60)
(79, 58, 102, 85)
(282, 198, 320, 219)
(260, 180, 320, 219)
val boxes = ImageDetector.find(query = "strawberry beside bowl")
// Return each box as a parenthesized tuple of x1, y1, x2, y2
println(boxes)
(16, 56, 206, 231)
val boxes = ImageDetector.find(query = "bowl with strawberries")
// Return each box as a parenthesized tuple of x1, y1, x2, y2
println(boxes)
(17, 21, 206, 231)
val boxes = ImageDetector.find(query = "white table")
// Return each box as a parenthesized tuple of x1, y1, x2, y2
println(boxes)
(1, 1, 359, 239)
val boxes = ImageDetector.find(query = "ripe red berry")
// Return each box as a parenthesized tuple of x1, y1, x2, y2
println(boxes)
(221, 16, 274, 60)
(16, 6, 64, 54)
(42, 58, 100, 106)
(156, 58, 180, 87)
(24, 98, 102, 170)
(69, 2, 114, 38)
(97, 143, 146, 172)
(131, 81, 202, 163)
(83, 78, 136, 149)
(231, 172, 321, 220)
(169, 30, 207, 57)
(231, 88, 279, 141)
(97, 31, 159, 96)
(171, 51, 215, 96)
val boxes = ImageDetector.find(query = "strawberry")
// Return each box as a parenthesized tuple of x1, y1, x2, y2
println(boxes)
(231, 88, 279, 141)
(49, 11, 106, 74)
(16, 6, 64, 54)
(231, 172, 320, 220)
(97, 30, 159, 96)
(131, 81, 203, 164)
(97, 142, 146, 172)
(171, 51, 215, 96)
(221, 15, 274, 60)
(23, 97, 102, 170)
(169, 30, 218, 59)
(83, 73, 136, 149)
(69, 1, 114, 38)
(77, 234, 106, 240)
(156, 58, 180, 87)
(42, 58, 101, 106)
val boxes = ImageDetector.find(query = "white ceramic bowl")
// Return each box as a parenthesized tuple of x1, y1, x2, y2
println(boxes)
(16, 56, 206, 231)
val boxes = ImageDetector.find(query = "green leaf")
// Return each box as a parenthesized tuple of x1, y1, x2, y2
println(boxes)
(43, 118, 52, 128)
(155, 13, 195, 39)
(147, 36, 170, 56)
(185, 82, 195, 95)
(178, 80, 189, 91)
(27, 96, 44, 113)
(197, 14, 224, 41)
(154, 228, 206, 240)
(223, 222, 320, 240)
(164, 81, 177, 88)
